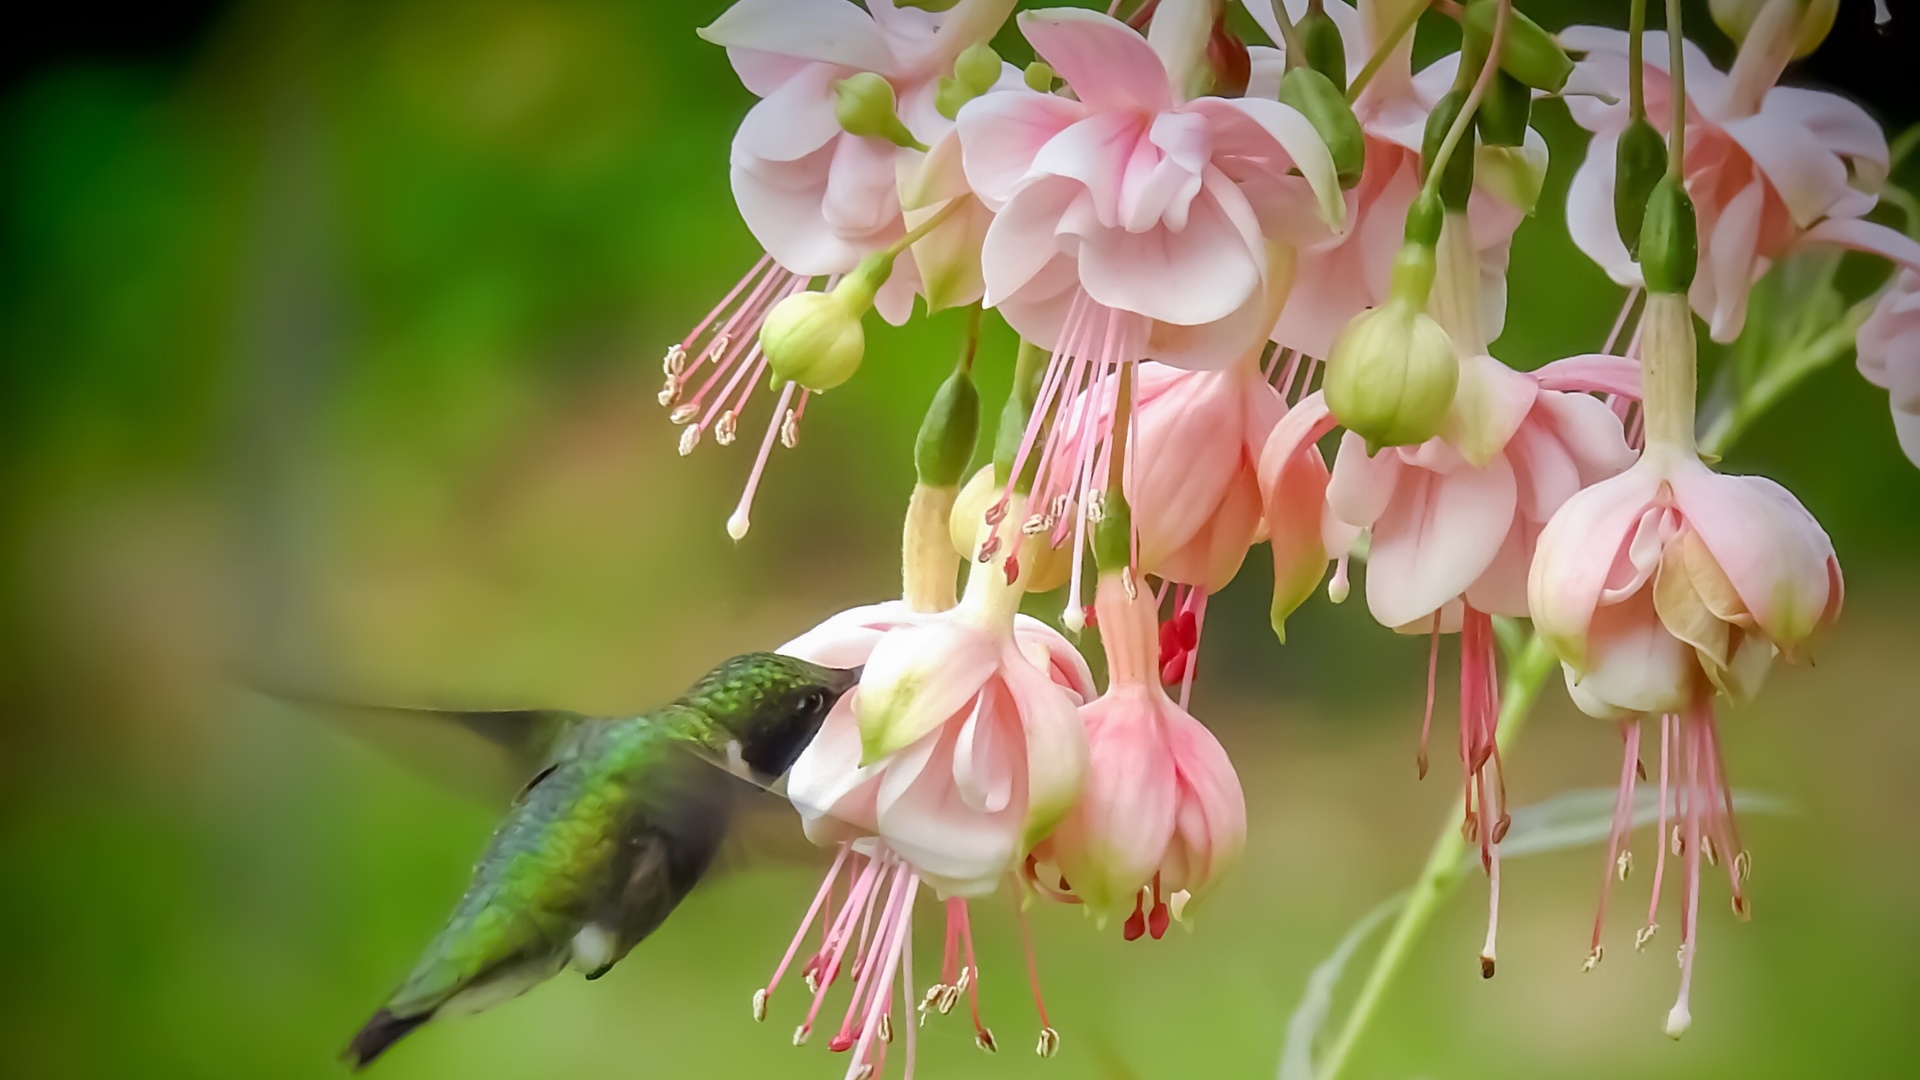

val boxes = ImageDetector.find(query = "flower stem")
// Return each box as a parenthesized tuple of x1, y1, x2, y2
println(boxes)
(1627, 0, 1647, 121)
(1347, 0, 1431, 103)
(1418, 0, 1508, 207)
(1314, 635, 1556, 1080)
(1268, 0, 1302, 59)
(1665, 0, 1686, 177)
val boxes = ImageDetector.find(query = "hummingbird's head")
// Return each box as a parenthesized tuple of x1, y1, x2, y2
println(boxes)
(681, 652, 861, 782)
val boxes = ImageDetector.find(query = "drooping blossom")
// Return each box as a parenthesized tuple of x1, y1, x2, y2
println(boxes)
(1857, 267, 1920, 467)
(1561, 17, 1917, 342)
(1243, 0, 1542, 359)
(1528, 291, 1842, 1037)
(754, 499, 1095, 1071)
(955, 6, 1345, 369)
(1036, 568, 1247, 939)
(666, 0, 1016, 539)
(1260, 211, 1643, 973)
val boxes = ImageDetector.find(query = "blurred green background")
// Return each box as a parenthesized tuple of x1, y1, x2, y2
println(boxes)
(2, 1, 1917, 1078)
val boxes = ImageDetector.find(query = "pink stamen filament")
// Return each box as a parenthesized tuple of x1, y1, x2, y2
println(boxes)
(799, 853, 885, 1039)
(1644, 712, 1676, 939)
(1591, 719, 1643, 958)
(729, 379, 799, 539)
(766, 845, 852, 1001)
(1014, 891, 1053, 1032)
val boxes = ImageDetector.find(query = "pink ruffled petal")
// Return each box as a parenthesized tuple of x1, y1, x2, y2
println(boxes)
(1720, 111, 1854, 229)
(1534, 353, 1643, 398)
(1031, 110, 1150, 227)
(1018, 7, 1173, 115)
(701, 0, 894, 83)
(1164, 707, 1245, 895)
(733, 64, 845, 165)
(1365, 453, 1519, 629)
(1802, 217, 1920, 269)
(1527, 464, 1665, 669)
(1445, 353, 1539, 468)
(1075, 188, 1264, 326)
(954, 89, 1087, 206)
(731, 152, 866, 274)
(1053, 698, 1178, 916)
(1672, 467, 1838, 646)
(1565, 134, 1645, 289)
(1185, 96, 1347, 233)
(1567, 586, 1695, 717)
(875, 719, 1023, 897)
(1258, 392, 1338, 638)
(856, 620, 999, 762)
(979, 178, 1080, 309)
(1326, 430, 1403, 529)
(1697, 177, 1768, 343)
(999, 640, 1090, 848)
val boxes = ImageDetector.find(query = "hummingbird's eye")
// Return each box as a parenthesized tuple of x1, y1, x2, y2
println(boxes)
(801, 690, 827, 713)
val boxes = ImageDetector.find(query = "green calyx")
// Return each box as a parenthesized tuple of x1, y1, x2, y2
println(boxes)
(1639, 175, 1699, 294)
(834, 73, 928, 151)
(1475, 71, 1531, 148)
(1613, 118, 1668, 260)
(1421, 92, 1476, 211)
(1462, 0, 1575, 93)
(1295, 9, 1348, 94)
(1279, 67, 1365, 189)
(914, 366, 982, 488)
(937, 43, 1005, 121)
(1092, 489, 1133, 574)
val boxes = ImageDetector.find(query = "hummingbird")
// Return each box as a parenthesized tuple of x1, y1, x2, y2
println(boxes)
(336, 651, 860, 1070)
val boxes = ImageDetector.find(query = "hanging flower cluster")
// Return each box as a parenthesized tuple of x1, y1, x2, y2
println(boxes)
(651, 0, 1916, 1073)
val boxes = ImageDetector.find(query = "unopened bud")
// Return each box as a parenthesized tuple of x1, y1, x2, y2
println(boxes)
(1613, 117, 1668, 259)
(914, 365, 982, 488)
(762, 255, 894, 392)
(1279, 67, 1365, 189)
(955, 42, 1003, 94)
(1295, 9, 1348, 93)
(1710, 0, 1836, 58)
(1463, 0, 1575, 92)
(1421, 91, 1476, 211)
(1206, 20, 1252, 98)
(1023, 61, 1056, 92)
(1639, 175, 1699, 294)
(834, 73, 928, 150)
(1323, 256, 1458, 451)
(1476, 71, 1532, 148)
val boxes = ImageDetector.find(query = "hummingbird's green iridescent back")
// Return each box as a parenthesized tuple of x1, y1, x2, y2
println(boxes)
(343, 652, 858, 1070)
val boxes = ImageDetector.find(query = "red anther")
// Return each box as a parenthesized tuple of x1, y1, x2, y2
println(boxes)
(1148, 899, 1170, 940)
(1082, 604, 1098, 629)
(827, 1030, 857, 1053)
(1160, 655, 1188, 687)
(1122, 899, 1147, 942)
(1158, 618, 1181, 660)
(1003, 554, 1020, 585)
(984, 499, 1008, 527)
(1173, 610, 1199, 650)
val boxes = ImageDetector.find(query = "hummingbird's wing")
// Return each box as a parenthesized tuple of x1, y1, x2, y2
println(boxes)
(241, 680, 587, 804)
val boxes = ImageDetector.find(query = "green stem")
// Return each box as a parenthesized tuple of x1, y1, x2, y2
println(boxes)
(1627, 0, 1647, 121)
(1700, 298, 1876, 457)
(1665, 0, 1686, 177)
(1347, 0, 1430, 103)
(1418, 0, 1507, 206)
(1268, 0, 1302, 60)
(1315, 636, 1556, 1080)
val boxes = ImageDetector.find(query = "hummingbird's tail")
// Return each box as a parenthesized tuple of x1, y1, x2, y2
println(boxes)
(343, 1008, 431, 1071)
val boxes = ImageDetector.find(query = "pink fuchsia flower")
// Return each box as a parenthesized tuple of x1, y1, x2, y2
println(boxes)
(1056, 359, 1286, 592)
(1858, 267, 1920, 466)
(1261, 342, 1639, 972)
(955, 6, 1346, 371)
(757, 523, 1096, 1069)
(1037, 569, 1247, 939)
(1562, 20, 1904, 342)
(1243, 0, 1541, 359)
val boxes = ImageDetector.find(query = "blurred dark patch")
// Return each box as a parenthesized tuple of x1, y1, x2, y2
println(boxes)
(1803, 0, 1915, 128)
(2, 0, 230, 95)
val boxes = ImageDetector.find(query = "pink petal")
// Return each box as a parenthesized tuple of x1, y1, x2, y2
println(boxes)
(856, 621, 999, 761)
(700, 0, 894, 85)
(875, 719, 1023, 896)
(1567, 587, 1695, 717)
(731, 153, 865, 274)
(999, 641, 1090, 847)
(733, 64, 845, 164)
(1534, 353, 1643, 398)
(1527, 464, 1665, 669)
(1444, 353, 1539, 468)
(1802, 217, 1920, 269)
(786, 696, 882, 840)
(1697, 177, 1767, 343)
(1031, 110, 1151, 227)
(1164, 707, 1245, 893)
(1074, 188, 1263, 326)
(1526, 389, 1638, 493)
(1565, 134, 1644, 289)
(1365, 454, 1519, 629)
(979, 178, 1080, 309)
(821, 134, 906, 240)
(1054, 697, 1178, 915)
(1762, 86, 1889, 179)
(1185, 96, 1347, 233)
(955, 89, 1088, 208)
(1463, 518, 1532, 618)
(1326, 430, 1402, 529)
(1258, 392, 1337, 639)
(1018, 8, 1173, 115)
(1720, 111, 1854, 229)
(1672, 467, 1838, 646)
(1012, 615, 1099, 701)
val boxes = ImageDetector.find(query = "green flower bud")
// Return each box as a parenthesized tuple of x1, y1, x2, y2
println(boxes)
(1324, 285, 1458, 450)
(1403, 191, 1445, 250)
(1639, 175, 1699, 295)
(1709, 0, 1836, 58)
(955, 42, 1003, 96)
(1279, 67, 1365, 190)
(1613, 116, 1668, 259)
(1024, 61, 1057, 93)
(935, 75, 973, 121)
(914, 366, 982, 488)
(1421, 90, 1476, 212)
(834, 73, 927, 151)
(1475, 71, 1532, 148)
(762, 253, 895, 392)
(1295, 9, 1349, 94)
(1463, 0, 1574, 93)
